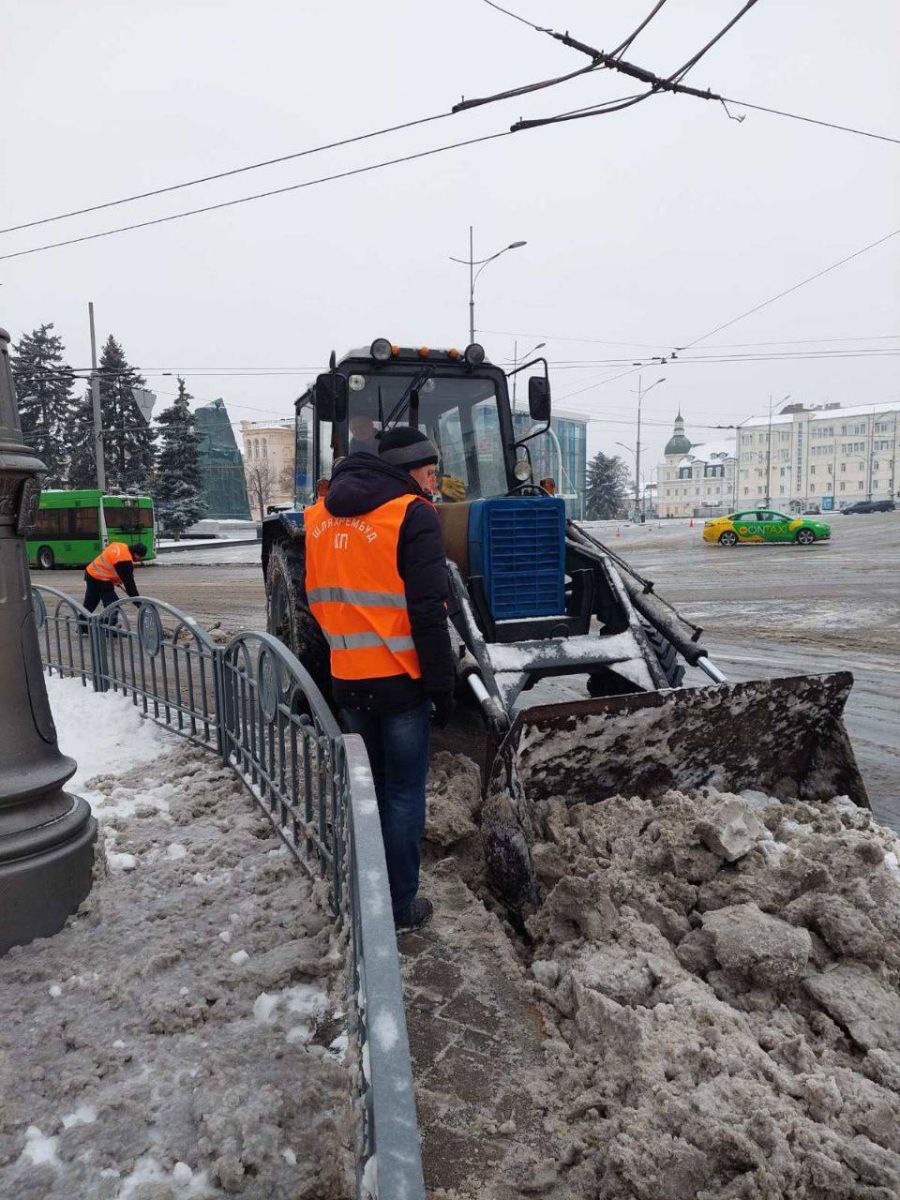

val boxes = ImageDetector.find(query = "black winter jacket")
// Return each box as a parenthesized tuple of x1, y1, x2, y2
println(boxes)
(312, 453, 455, 712)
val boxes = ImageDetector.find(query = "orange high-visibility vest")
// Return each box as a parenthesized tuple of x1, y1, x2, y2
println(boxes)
(304, 495, 426, 681)
(86, 541, 135, 586)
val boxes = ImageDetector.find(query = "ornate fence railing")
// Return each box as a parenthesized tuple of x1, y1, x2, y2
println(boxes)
(33, 586, 426, 1200)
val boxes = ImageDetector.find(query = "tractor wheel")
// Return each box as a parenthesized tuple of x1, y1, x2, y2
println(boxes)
(37, 545, 55, 570)
(641, 622, 685, 688)
(718, 530, 738, 547)
(265, 537, 331, 699)
(795, 528, 816, 545)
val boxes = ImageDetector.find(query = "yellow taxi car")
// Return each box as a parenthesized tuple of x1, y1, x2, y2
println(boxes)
(703, 509, 831, 546)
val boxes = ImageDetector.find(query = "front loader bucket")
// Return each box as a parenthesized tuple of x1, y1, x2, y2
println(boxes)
(480, 672, 867, 911)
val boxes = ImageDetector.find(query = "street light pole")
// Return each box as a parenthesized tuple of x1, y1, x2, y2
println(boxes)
(88, 301, 105, 494)
(511, 339, 546, 411)
(450, 228, 527, 345)
(615, 439, 646, 517)
(0, 327, 97, 955)
(631, 375, 665, 520)
(468, 226, 475, 345)
(764, 393, 790, 508)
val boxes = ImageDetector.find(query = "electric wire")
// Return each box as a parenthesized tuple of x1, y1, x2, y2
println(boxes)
(0, 129, 514, 262)
(717, 97, 900, 147)
(667, 0, 760, 84)
(0, 110, 454, 236)
(610, 0, 671, 59)
(679, 227, 900, 351)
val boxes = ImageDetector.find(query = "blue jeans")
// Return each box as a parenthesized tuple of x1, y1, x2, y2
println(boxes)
(340, 700, 431, 918)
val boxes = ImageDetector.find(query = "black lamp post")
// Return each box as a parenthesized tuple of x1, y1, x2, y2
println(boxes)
(0, 326, 97, 955)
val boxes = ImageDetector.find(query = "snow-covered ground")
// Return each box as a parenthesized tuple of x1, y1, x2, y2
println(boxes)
(0, 676, 354, 1200)
(153, 543, 261, 567)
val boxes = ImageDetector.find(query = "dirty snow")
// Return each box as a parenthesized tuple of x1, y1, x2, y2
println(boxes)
(414, 756, 900, 1197)
(0, 675, 354, 1199)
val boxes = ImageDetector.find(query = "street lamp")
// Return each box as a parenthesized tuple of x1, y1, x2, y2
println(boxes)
(450, 226, 527, 344)
(615, 439, 647, 518)
(511, 340, 546, 411)
(764, 393, 791, 507)
(631, 375, 665, 520)
(0, 327, 97, 954)
(733, 415, 754, 512)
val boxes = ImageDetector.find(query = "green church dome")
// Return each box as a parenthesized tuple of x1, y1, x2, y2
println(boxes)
(664, 411, 692, 457)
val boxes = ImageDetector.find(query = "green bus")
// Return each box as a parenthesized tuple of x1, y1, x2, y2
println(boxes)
(28, 489, 156, 570)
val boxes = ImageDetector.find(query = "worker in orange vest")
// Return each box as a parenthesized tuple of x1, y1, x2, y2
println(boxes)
(82, 541, 148, 616)
(305, 427, 455, 932)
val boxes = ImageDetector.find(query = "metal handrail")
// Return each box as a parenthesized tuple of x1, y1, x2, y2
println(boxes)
(33, 585, 426, 1200)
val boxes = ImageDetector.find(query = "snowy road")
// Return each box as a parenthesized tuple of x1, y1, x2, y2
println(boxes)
(34, 512, 900, 829)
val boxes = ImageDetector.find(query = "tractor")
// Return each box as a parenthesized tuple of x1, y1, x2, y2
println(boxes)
(262, 339, 866, 908)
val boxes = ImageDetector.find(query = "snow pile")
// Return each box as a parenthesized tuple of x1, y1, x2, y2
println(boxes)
(520, 788, 900, 1197)
(0, 678, 354, 1199)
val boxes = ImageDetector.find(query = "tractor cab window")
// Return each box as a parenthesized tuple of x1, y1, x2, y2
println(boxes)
(333, 370, 509, 501)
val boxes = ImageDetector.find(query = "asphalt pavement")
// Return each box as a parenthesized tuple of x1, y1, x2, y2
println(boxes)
(34, 512, 899, 831)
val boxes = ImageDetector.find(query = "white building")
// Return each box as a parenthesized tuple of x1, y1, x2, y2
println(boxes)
(657, 412, 736, 518)
(737, 401, 900, 512)
(240, 418, 295, 513)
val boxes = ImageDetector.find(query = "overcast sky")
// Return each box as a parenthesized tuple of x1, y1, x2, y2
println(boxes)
(2, 0, 898, 481)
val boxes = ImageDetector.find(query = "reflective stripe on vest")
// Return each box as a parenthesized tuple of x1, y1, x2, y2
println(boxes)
(304, 494, 427, 681)
(86, 541, 134, 585)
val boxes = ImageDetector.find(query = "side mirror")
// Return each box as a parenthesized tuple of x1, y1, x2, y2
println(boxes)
(314, 373, 348, 423)
(528, 375, 551, 424)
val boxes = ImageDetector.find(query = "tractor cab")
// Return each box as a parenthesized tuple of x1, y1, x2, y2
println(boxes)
(292, 339, 551, 508)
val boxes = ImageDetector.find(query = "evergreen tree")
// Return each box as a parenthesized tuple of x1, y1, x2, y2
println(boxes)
(585, 451, 632, 519)
(96, 335, 155, 492)
(153, 378, 207, 537)
(10, 323, 76, 485)
(66, 392, 99, 488)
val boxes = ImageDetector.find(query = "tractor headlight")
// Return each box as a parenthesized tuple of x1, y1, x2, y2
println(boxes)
(370, 338, 393, 362)
(464, 343, 485, 366)
(513, 458, 532, 482)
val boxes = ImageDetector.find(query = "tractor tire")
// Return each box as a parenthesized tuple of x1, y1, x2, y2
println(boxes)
(265, 537, 331, 699)
(640, 621, 685, 688)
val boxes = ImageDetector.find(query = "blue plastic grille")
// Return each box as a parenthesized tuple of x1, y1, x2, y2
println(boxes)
(479, 498, 566, 619)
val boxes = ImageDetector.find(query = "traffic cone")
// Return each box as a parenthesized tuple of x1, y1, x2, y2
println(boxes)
(689, 517, 694, 528)
(615, 526, 621, 537)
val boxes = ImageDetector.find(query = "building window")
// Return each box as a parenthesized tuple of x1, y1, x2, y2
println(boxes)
(262, 438, 268, 458)
(840, 482, 846, 492)
(810, 466, 816, 476)
(858, 481, 864, 490)
(841, 463, 846, 472)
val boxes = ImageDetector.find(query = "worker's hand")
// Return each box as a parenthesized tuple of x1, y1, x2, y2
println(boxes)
(440, 474, 466, 502)
(430, 692, 456, 728)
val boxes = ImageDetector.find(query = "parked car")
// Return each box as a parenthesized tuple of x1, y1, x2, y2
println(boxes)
(703, 509, 831, 546)
(840, 499, 896, 514)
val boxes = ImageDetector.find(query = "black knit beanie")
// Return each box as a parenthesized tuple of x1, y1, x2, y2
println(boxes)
(378, 427, 439, 471)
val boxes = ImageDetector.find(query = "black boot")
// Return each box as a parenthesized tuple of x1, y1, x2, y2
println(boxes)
(394, 897, 433, 932)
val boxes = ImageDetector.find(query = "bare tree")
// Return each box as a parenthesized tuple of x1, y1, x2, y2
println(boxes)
(245, 458, 278, 520)
(244, 458, 295, 519)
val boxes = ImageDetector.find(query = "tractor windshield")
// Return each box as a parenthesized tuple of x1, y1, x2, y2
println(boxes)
(337, 370, 511, 502)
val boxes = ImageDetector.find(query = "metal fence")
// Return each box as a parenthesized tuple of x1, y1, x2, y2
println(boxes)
(34, 585, 426, 1200)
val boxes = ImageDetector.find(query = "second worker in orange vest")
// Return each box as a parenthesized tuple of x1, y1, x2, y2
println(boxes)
(304, 427, 455, 932)
(83, 540, 147, 616)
